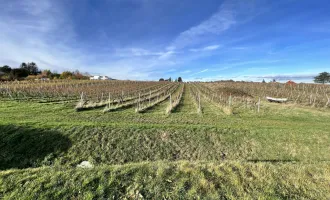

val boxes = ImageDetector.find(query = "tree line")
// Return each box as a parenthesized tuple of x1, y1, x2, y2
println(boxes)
(159, 77, 183, 82)
(0, 62, 90, 81)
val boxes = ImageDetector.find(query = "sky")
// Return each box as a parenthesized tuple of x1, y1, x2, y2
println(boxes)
(1, 0, 330, 82)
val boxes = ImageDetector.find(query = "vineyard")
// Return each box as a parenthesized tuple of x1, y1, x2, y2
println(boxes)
(0, 80, 169, 103)
(1, 80, 329, 114)
(1, 80, 330, 199)
(203, 81, 330, 108)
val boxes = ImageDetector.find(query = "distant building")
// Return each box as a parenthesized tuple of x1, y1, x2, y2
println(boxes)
(90, 75, 112, 80)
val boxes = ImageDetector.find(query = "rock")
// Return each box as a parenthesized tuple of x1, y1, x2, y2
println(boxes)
(77, 161, 93, 169)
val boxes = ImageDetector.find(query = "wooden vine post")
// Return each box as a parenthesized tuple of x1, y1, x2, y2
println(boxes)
(245, 98, 248, 109)
(108, 92, 111, 108)
(80, 92, 84, 102)
(228, 94, 232, 108)
(80, 92, 84, 107)
(138, 93, 141, 110)
(169, 94, 172, 109)
(198, 92, 201, 112)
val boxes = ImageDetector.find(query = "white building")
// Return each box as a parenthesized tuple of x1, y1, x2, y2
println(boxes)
(90, 75, 111, 80)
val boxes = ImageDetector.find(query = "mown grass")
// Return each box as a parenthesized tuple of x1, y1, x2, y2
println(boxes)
(1, 118, 329, 169)
(0, 125, 71, 170)
(1, 161, 330, 199)
(0, 85, 330, 199)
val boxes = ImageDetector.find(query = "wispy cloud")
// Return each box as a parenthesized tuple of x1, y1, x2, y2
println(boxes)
(247, 67, 269, 71)
(113, 48, 177, 61)
(130, 48, 159, 57)
(204, 45, 221, 51)
(190, 69, 209, 76)
(0, 0, 82, 71)
(158, 51, 176, 60)
(1, 0, 329, 82)
(190, 45, 221, 52)
(181, 70, 192, 74)
(209, 59, 282, 72)
(115, 48, 162, 57)
(0, 1, 178, 80)
(230, 46, 249, 50)
(240, 73, 318, 83)
(185, 75, 224, 82)
(169, 0, 262, 50)
(210, 66, 233, 72)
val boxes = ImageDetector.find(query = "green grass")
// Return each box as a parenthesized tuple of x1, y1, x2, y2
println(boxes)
(0, 125, 71, 170)
(0, 84, 330, 199)
(1, 161, 330, 199)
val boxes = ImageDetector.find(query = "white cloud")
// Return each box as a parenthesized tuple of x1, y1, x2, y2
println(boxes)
(115, 48, 163, 57)
(190, 69, 209, 76)
(0, 0, 173, 80)
(190, 45, 221, 52)
(181, 70, 192, 74)
(0, 0, 82, 72)
(231, 46, 249, 50)
(3, 0, 315, 82)
(113, 48, 177, 61)
(184, 75, 224, 82)
(169, 0, 261, 50)
(210, 66, 233, 72)
(158, 51, 176, 60)
(166, 69, 177, 72)
(204, 45, 221, 51)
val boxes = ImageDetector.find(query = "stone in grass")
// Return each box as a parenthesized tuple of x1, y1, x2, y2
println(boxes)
(77, 161, 94, 169)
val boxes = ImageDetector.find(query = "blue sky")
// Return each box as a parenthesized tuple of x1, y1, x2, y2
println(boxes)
(1, 0, 330, 82)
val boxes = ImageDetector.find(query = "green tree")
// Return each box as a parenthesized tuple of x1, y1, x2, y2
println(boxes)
(178, 77, 183, 82)
(51, 73, 61, 79)
(314, 72, 330, 84)
(20, 62, 27, 69)
(0, 65, 12, 74)
(20, 62, 39, 75)
(60, 71, 73, 79)
(10, 68, 29, 80)
(159, 78, 164, 81)
(72, 70, 88, 80)
(262, 79, 266, 83)
(27, 62, 39, 75)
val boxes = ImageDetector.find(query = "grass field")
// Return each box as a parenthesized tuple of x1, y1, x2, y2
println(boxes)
(1, 83, 330, 199)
